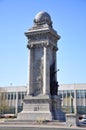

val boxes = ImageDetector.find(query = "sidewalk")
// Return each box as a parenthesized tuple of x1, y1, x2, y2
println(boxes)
(0, 119, 86, 129)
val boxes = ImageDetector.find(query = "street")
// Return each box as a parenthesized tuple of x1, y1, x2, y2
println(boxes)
(0, 126, 85, 130)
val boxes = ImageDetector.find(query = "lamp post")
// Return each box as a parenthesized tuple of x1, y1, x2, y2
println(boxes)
(15, 89, 18, 116)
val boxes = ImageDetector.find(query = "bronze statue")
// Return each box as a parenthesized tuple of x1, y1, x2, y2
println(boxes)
(50, 61, 59, 95)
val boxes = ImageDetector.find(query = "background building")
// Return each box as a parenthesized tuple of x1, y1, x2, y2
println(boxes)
(0, 86, 27, 115)
(0, 83, 86, 115)
(58, 84, 86, 114)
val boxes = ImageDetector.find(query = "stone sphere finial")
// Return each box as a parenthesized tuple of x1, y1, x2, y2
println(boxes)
(34, 11, 52, 27)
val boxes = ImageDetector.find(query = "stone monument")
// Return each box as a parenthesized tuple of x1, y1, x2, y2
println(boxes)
(17, 11, 65, 121)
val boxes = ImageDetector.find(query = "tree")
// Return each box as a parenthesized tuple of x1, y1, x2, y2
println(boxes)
(0, 88, 9, 114)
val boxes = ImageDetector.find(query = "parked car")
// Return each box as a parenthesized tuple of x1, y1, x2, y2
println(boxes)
(80, 117, 86, 127)
(81, 117, 86, 122)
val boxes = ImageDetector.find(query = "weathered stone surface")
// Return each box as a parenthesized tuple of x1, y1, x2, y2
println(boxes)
(17, 11, 65, 121)
(17, 95, 52, 120)
(34, 11, 52, 27)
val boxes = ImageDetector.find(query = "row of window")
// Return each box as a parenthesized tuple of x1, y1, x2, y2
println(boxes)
(0, 106, 23, 114)
(1, 92, 27, 100)
(58, 90, 74, 98)
(76, 90, 86, 98)
(62, 106, 86, 114)
(1, 90, 86, 100)
(58, 90, 86, 99)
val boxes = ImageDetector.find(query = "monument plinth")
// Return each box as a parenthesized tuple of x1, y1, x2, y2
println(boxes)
(17, 11, 65, 121)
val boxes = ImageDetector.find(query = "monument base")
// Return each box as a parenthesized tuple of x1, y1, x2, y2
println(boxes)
(17, 95, 65, 121)
(17, 95, 52, 121)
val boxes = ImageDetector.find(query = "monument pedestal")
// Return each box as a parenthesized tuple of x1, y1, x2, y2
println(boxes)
(17, 95, 52, 121)
(17, 95, 65, 121)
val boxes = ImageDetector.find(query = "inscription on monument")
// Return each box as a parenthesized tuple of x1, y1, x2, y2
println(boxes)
(34, 106, 39, 111)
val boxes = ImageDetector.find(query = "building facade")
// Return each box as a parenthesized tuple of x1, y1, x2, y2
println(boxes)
(58, 84, 86, 114)
(0, 83, 86, 115)
(0, 86, 27, 115)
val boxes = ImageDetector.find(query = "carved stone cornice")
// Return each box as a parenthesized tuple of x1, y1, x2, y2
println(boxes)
(27, 33, 47, 43)
(25, 26, 60, 42)
(25, 22, 60, 51)
(27, 41, 50, 49)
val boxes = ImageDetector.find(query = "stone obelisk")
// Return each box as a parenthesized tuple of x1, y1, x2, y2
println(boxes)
(17, 11, 65, 121)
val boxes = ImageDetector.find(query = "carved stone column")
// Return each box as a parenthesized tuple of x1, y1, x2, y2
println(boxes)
(27, 49, 33, 95)
(43, 46, 49, 94)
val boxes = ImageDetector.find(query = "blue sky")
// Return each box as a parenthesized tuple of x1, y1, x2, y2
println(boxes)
(0, 0, 86, 86)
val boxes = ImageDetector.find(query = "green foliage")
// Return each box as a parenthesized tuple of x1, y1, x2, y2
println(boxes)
(0, 88, 9, 114)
